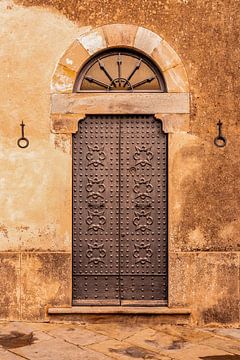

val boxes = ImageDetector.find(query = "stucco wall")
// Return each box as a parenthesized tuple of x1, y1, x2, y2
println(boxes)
(0, 0, 239, 324)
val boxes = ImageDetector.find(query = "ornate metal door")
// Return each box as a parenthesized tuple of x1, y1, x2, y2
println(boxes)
(72, 115, 167, 306)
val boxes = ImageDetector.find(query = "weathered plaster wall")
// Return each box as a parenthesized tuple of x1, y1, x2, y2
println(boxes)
(0, 0, 239, 324)
(0, 0, 84, 320)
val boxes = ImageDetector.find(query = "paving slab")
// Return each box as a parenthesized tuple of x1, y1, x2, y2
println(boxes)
(0, 322, 54, 349)
(85, 321, 145, 340)
(125, 328, 237, 359)
(0, 322, 34, 337)
(126, 327, 183, 353)
(151, 325, 214, 343)
(206, 328, 240, 341)
(87, 338, 171, 359)
(0, 348, 27, 360)
(0, 322, 239, 360)
(10, 338, 111, 360)
(27, 330, 53, 343)
(162, 343, 233, 360)
(0, 323, 35, 350)
(47, 325, 110, 346)
(22, 322, 61, 332)
(199, 336, 240, 355)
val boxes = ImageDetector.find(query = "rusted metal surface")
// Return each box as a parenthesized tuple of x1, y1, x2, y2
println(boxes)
(73, 115, 167, 305)
(120, 116, 168, 302)
(72, 116, 120, 305)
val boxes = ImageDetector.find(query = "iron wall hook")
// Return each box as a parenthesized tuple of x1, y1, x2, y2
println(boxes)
(214, 120, 227, 148)
(17, 121, 29, 149)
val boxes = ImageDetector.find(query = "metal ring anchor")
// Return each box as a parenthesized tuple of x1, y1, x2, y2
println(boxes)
(17, 137, 29, 149)
(214, 120, 227, 148)
(214, 135, 227, 148)
(17, 121, 29, 149)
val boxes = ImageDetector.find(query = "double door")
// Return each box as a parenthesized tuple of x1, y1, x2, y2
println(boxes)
(72, 115, 167, 305)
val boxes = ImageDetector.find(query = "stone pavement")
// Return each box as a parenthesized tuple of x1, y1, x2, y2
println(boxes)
(0, 321, 239, 360)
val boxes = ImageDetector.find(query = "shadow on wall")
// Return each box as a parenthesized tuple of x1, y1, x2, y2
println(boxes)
(200, 356, 240, 360)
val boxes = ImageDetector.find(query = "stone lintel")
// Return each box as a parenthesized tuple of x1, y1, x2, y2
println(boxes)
(52, 92, 189, 113)
(51, 93, 190, 133)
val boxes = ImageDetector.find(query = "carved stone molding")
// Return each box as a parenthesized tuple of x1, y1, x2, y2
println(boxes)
(51, 114, 86, 134)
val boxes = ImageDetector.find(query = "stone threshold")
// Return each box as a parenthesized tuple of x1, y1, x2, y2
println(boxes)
(48, 306, 191, 315)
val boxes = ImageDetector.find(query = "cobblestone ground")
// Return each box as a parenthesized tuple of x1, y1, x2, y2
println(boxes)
(0, 321, 239, 360)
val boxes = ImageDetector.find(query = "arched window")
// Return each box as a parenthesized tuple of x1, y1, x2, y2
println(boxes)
(74, 48, 167, 92)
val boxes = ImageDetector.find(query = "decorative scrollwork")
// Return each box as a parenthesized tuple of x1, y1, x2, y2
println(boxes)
(86, 176, 106, 210)
(85, 146, 107, 232)
(86, 176, 105, 193)
(134, 193, 152, 210)
(133, 242, 153, 264)
(86, 242, 106, 264)
(133, 210, 153, 232)
(133, 146, 153, 167)
(133, 178, 153, 194)
(131, 145, 154, 233)
(86, 209, 106, 232)
(86, 145, 106, 167)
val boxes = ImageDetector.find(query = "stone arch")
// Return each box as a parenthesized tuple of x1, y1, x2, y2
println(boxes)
(50, 24, 190, 133)
(52, 24, 189, 94)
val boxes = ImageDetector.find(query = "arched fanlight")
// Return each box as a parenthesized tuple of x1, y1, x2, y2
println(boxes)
(74, 48, 167, 92)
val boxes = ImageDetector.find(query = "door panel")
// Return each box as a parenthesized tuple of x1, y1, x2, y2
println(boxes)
(120, 116, 167, 302)
(72, 115, 167, 305)
(72, 116, 120, 304)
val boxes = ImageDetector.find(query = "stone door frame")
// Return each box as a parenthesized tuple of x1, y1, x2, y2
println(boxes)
(50, 24, 190, 308)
